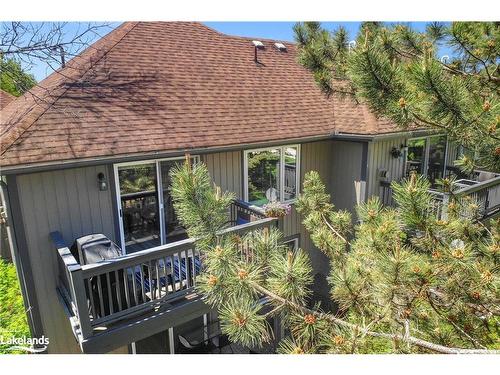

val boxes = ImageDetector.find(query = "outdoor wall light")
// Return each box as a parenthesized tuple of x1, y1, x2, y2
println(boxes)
(97, 172, 108, 191)
(390, 147, 403, 159)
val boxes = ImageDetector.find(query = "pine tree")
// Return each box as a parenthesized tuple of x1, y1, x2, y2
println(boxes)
(294, 22, 500, 173)
(170, 159, 499, 354)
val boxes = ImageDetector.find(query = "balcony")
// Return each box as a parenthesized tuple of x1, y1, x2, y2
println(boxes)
(379, 171, 500, 220)
(51, 199, 275, 353)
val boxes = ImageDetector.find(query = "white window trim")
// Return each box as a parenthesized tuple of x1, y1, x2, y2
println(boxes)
(283, 236, 300, 250)
(243, 144, 301, 205)
(113, 155, 200, 254)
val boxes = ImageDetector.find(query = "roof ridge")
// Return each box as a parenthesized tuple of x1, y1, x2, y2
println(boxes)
(197, 22, 295, 46)
(0, 22, 138, 155)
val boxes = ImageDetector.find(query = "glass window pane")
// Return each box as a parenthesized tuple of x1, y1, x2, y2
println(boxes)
(284, 237, 299, 251)
(284, 147, 298, 201)
(407, 138, 426, 176)
(118, 163, 161, 253)
(428, 135, 447, 184)
(247, 149, 280, 206)
(160, 160, 189, 244)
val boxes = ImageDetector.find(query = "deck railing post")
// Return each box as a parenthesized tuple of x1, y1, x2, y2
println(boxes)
(440, 192, 450, 221)
(68, 266, 93, 339)
(483, 188, 490, 218)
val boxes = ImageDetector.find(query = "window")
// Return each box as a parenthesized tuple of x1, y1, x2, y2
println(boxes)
(244, 145, 300, 206)
(283, 236, 299, 251)
(406, 135, 447, 185)
(114, 156, 199, 254)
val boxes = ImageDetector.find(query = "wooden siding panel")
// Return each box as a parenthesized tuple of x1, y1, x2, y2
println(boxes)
(330, 141, 363, 212)
(367, 137, 407, 199)
(16, 165, 116, 353)
(203, 151, 242, 199)
(297, 141, 333, 279)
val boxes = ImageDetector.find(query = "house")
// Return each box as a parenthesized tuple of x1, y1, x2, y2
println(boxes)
(1, 22, 498, 354)
(0, 89, 16, 109)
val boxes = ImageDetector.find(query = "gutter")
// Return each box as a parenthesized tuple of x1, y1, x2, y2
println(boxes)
(0, 133, 333, 175)
(0, 128, 436, 176)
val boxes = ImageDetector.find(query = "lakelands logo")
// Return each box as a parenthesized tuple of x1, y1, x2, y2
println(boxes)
(0, 335, 49, 353)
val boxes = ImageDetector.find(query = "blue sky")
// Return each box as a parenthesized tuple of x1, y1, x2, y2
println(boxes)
(21, 21, 437, 81)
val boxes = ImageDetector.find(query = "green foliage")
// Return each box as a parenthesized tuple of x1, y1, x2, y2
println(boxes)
(0, 57, 36, 96)
(171, 159, 499, 353)
(169, 158, 235, 250)
(294, 22, 500, 173)
(296, 171, 351, 263)
(391, 174, 435, 231)
(267, 248, 313, 305)
(0, 259, 30, 354)
(219, 298, 271, 348)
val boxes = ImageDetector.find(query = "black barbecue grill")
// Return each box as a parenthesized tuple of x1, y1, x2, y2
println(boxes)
(71, 234, 130, 319)
(71, 234, 122, 266)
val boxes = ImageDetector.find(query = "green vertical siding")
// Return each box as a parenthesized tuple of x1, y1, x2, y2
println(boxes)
(367, 137, 408, 199)
(15, 165, 115, 353)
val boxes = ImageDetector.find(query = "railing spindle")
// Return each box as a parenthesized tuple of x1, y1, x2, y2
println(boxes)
(106, 273, 114, 315)
(86, 278, 96, 318)
(115, 270, 122, 311)
(123, 268, 130, 309)
(155, 261, 161, 299)
(97, 274, 105, 317)
(139, 265, 146, 303)
(131, 266, 139, 306)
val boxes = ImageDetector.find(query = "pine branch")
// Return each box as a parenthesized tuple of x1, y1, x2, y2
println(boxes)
(251, 282, 499, 354)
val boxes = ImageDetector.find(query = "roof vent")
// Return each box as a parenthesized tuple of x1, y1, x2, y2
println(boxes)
(274, 42, 287, 51)
(252, 40, 265, 49)
(253, 40, 265, 64)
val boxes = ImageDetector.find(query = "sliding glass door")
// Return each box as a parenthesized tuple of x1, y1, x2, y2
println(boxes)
(115, 157, 196, 253)
(427, 136, 447, 184)
(116, 163, 161, 253)
(159, 160, 188, 244)
(407, 138, 426, 175)
(406, 136, 447, 186)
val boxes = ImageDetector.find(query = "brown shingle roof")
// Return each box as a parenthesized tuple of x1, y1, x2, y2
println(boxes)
(0, 90, 15, 109)
(0, 22, 402, 168)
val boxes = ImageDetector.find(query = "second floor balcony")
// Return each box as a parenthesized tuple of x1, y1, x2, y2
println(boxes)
(52, 199, 276, 353)
(379, 170, 500, 221)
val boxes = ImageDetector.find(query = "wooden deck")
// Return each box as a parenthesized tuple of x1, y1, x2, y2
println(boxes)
(379, 172, 500, 220)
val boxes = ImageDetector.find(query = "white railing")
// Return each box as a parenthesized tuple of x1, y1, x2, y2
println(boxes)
(52, 203, 276, 341)
(379, 174, 500, 220)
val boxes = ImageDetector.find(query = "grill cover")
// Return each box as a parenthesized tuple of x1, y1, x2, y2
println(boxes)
(74, 234, 122, 265)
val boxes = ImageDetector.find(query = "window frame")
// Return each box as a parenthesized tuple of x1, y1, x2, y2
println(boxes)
(405, 135, 448, 179)
(243, 144, 301, 205)
(283, 235, 300, 250)
(113, 155, 200, 253)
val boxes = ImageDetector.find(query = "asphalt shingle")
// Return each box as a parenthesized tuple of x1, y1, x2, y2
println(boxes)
(0, 22, 401, 168)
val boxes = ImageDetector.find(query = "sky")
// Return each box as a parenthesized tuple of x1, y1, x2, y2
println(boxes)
(15, 21, 439, 82)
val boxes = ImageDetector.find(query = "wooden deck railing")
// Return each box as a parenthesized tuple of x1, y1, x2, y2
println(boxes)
(229, 199, 266, 224)
(52, 201, 275, 341)
(379, 174, 500, 220)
